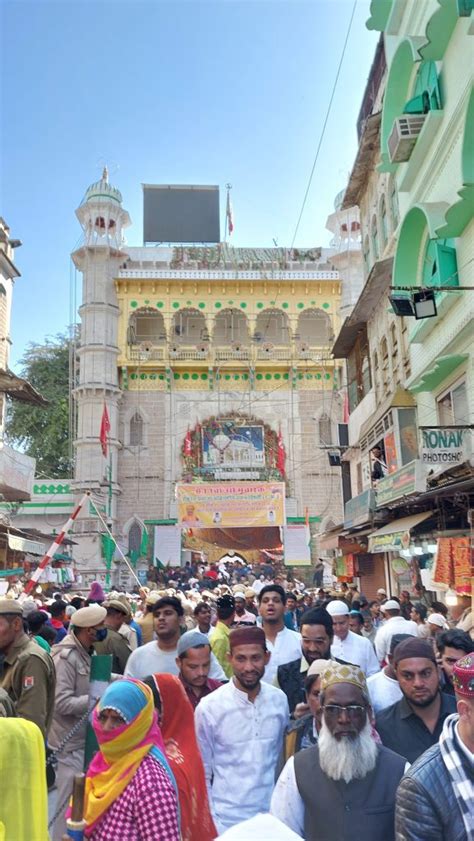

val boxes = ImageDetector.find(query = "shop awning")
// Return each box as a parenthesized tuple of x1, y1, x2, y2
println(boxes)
(368, 511, 433, 553)
(319, 526, 344, 551)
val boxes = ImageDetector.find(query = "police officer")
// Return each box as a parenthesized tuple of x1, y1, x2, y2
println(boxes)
(94, 598, 132, 674)
(49, 603, 107, 841)
(0, 598, 55, 738)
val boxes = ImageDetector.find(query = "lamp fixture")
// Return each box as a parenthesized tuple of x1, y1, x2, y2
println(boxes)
(413, 289, 437, 319)
(389, 294, 415, 317)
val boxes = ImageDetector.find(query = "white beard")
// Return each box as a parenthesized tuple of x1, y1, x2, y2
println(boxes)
(318, 718, 378, 784)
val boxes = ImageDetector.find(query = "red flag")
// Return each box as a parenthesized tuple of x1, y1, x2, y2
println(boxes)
(184, 427, 192, 456)
(343, 391, 350, 424)
(277, 427, 286, 476)
(100, 403, 110, 457)
(226, 190, 234, 236)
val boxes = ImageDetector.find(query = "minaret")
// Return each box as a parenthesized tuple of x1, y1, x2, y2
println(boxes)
(71, 169, 131, 563)
(326, 189, 363, 319)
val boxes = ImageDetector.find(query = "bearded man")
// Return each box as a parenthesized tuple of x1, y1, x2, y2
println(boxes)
(271, 662, 407, 841)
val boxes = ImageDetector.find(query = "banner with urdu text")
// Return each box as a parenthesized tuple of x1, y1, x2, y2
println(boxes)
(176, 482, 285, 528)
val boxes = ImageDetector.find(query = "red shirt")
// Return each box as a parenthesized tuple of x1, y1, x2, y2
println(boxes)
(180, 675, 222, 710)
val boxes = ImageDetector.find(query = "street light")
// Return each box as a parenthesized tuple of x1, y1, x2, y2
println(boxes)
(413, 289, 437, 319)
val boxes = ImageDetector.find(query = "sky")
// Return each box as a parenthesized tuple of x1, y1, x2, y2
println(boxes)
(1, 0, 378, 370)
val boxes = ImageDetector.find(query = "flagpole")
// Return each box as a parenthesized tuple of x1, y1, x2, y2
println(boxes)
(106, 452, 113, 589)
(224, 183, 232, 244)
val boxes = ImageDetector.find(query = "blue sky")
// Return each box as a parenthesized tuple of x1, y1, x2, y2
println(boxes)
(1, 0, 377, 369)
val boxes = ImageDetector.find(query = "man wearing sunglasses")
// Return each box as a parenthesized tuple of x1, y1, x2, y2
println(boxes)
(271, 661, 408, 841)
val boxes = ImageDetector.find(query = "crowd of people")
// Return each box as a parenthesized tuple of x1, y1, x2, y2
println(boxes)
(0, 563, 473, 840)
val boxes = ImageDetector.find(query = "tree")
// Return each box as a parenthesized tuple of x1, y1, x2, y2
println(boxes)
(5, 333, 74, 478)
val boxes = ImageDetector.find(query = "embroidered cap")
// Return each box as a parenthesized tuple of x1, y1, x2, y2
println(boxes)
(321, 661, 368, 694)
(452, 653, 474, 698)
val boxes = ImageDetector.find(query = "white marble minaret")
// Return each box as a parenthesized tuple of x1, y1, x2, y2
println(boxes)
(71, 169, 131, 558)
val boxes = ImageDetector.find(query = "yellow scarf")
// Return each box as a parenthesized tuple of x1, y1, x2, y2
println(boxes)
(84, 691, 156, 830)
(0, 718, 49, 841)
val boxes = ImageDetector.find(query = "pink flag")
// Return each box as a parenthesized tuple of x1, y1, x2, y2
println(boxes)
(100, 404, 110, 457)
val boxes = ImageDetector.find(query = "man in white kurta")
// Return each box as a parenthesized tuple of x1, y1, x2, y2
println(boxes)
(326, 600, 379, 677)
(195, 625, 289, 833)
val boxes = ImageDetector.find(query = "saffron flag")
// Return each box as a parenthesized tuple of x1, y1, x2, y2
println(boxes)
(226, 190, 234, 236)
(100, 404, 110, 457)
(277, 427, 286, 476)
(183, 427, 192, 456)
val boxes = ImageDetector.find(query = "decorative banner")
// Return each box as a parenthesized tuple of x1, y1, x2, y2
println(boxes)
(420, 428, 471, 467)
(176, 481, 286, 528)
(432, 536, 472, 595)
(432, 537, 454, 588)
(202, 424, 265, 469)
(384, 431, 398, 474)
(452, 537, 472, 595)
(283, 525, 311, 566)
(154, 526, 182, 568)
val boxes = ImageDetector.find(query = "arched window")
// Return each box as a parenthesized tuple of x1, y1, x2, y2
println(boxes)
(363, 236, 370, 273)
(130, 412, 144, 446)
(255, 309, 291, 345)
(371, 215, 379, 260)
(297, 308, 332, 346)
(372, 351, 379, 397)
(172, 308, 207, 344)
(380, 195, 388, 249)
(389, 178, 399, 229)
(213, 309, 249, 344)
(380, 338, 389, 389)
(128, 521, 142, 556)
(319, 414, 332, 446)
(129, 308, 166, 344)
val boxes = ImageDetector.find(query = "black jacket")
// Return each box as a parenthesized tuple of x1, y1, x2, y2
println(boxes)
(277, 657, 307, 713)
(395, 741, 467, 841)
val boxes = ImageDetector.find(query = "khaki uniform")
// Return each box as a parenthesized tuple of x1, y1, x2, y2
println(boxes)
(94, 627, 131, 674)
(137, 610, 155, 644)
(49, 632, 92, 841)
(0, 632, 55, 738)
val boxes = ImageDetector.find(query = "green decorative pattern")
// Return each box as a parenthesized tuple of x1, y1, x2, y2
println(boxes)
(130, 300, 138, 308)
(366, 0, 392, 31)
(419, 0, 458, 61)
(33, 483, 71, 495)
(156, 301, 164, 308)
(322, 303, 330, 309)
(198, 302, 206, 309)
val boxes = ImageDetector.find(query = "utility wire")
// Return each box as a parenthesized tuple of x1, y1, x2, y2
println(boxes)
(291, 0, 358, 248)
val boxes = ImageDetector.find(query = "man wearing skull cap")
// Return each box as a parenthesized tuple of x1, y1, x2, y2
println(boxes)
(396, 653, 474, 840)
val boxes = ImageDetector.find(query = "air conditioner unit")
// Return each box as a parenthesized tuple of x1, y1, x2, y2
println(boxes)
(388, 115, 426, 163)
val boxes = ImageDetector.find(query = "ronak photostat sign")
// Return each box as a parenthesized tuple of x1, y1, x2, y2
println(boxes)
(421, 427, 471, 466)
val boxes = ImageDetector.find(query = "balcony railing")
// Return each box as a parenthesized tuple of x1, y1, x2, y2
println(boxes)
(214, 348, 251, 361)
(125, 343, 333, 364)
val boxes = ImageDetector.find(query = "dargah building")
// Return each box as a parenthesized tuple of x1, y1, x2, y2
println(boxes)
(17, 172, 364, 586)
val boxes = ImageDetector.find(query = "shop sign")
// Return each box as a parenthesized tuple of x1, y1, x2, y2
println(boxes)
(421, 428, 470, 467)
(344, 489, 376, 529)
(369, 529, 411, 554)
(375, 460, 426, 507)
(8, 534, 46, 555)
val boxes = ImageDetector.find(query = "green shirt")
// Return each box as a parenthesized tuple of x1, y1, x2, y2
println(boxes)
(210, 622, 233, 679)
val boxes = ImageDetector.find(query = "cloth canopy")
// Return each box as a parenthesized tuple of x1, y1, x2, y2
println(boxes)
(195, 526, 283, 550)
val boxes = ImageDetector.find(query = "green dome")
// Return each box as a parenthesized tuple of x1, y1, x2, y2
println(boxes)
(84, 166, 122, 205)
